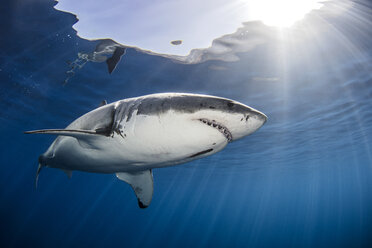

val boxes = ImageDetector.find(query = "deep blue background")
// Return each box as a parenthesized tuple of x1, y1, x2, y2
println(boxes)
(0, 0, 372, 247)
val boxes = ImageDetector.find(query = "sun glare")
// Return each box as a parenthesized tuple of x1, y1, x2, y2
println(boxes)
(245, 0, 325, 27)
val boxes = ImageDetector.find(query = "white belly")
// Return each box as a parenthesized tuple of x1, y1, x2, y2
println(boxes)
(49, 110, 228, 173)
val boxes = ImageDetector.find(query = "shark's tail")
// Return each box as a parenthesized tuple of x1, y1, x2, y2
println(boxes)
(35, 163, 43, 189)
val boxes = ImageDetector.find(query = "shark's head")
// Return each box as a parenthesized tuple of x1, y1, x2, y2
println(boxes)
(136, 93, 267, 144)
(183, 94, 267, 142)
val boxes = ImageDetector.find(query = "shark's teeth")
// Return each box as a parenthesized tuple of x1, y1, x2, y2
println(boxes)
(199, 118, 232, 142)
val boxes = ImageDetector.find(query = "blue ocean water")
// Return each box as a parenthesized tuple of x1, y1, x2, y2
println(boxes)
(1, 0, 372, 247)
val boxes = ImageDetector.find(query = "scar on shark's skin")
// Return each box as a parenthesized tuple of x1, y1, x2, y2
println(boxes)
(25, 93, 267, 208)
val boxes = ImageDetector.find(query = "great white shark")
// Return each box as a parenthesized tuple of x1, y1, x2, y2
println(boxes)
(25, 93, 267, 208)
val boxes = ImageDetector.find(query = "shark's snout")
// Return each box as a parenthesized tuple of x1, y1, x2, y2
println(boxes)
(248, 109, 267, 132)
(227, 104, 267, 141)
(256, 110, 268, 126)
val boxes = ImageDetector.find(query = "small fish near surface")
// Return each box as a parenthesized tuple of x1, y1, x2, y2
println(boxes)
(25, 93, 267, 208)
(170, 40, 182, 45)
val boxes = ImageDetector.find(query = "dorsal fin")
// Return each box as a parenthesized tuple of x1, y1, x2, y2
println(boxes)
(99, 100, 107, 107)
(106, 47, 126, 74)
(116, 170, 153, 208)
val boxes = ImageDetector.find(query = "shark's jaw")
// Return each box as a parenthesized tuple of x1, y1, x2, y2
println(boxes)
(198, 118, 233, 142)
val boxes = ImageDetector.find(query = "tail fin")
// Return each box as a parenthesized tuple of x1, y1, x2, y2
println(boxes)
(35, 163, 42, 188)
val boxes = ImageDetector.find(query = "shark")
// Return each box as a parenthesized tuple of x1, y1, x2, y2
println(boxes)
(25, 93, 267, 208)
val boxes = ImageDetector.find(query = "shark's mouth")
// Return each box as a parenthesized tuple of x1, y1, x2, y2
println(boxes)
(199, 118, 232, 142)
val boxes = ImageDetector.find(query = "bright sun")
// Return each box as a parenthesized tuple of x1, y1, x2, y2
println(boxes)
(245, 0, 325, 27)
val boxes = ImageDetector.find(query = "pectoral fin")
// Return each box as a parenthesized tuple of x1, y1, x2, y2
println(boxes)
(25, 129, 106, 149)
(116, 170, 153, 208)
(24, 129, 111, 141)
(25, 129, 99, 136)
